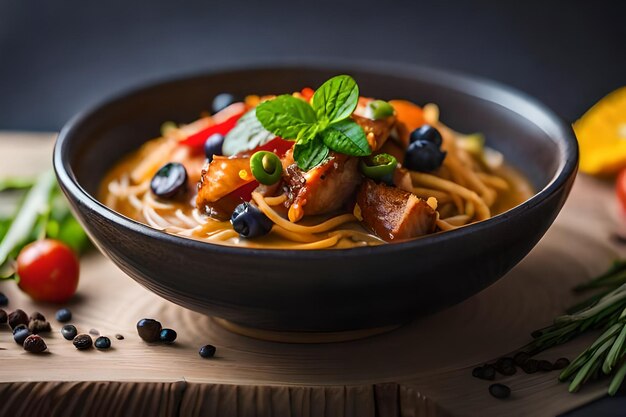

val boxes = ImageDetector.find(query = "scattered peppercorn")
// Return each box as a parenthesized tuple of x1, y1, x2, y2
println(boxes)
(55, 308, 72, 323)
(0, 292, 7, 307)
(8, 309, 28, 329)
(89, 328, 100, 336)
(0, 309, 6, 324)
(23, 334, 47, 353)
(538, 360, 553, 372)
(28, 319, 51, 334)
(94, 336, 111, 350)
(471, 364, 496, 381)
(495, 357, 516, 376)
(160, 328, 177, 344)
(13, 326, 32, 345)
(513, 352, 530, 366)
(29, 311, 46, 322)
(489, 383, 511, 399)
(199, 344, 216, 358)
(61, 324, 78, 340)
(522, 359, 539, 374)
(137, 318, 162, 343)
(115, 334, 124, 340)
(73, 334, 93, 350)
(553, 357, 571, 370)
(482, 365, 496, 380)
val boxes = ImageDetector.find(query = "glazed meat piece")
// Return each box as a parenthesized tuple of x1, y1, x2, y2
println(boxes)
(352, 114, 395, 151)
(284, 153, 361, 222)
(196, 155, 256, 220)
(356, 179, 437, 242)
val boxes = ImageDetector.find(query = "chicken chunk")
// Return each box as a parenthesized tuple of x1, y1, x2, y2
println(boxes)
(356, 179, 437, 242)
(283, 153, 361, 222)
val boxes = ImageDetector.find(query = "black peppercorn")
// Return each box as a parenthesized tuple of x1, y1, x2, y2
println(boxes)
(538, 360, 553, 372)
(489, 383, 511, 399)
(13, 327, 32, 345)
(0, 308, 6, 324)
(472, 367, 483, 378)
(553, 357, 570, 370)
(115, 334, 124, 340)
(199, 344, 216, 358)
(29, 319, 51, 334)
(522, 359, 539, 374)
(0, 292, 8, 306)
(94, 336, 111, 350)
(23, 334, 47, 353)
(471, 365, 495, 381)
(136, 318, 162, 342)
(55, 308, 72, 323)
(73, 334, 93, 350)
(495, 357, 516, 376)
(513, 351, 530, 366)
(61, 324, 78, 340)
(8, 309, 28, 329)
(29, 311, 46, 322)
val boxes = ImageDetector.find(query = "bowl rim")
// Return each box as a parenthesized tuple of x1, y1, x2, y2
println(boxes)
(53, 58, 579, 260)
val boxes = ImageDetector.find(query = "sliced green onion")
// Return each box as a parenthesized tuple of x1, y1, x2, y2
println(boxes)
(359, 153, 397, 183)
(250, 151, 283, 185)
(369, 100, 395, 120)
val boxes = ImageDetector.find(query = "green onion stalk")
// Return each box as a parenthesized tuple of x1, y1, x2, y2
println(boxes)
(524, 260, 626, 395)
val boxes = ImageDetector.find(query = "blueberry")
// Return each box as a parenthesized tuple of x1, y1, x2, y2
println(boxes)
(61, 324, 78, 340)
(0, 292, 7, 307)
(55, 308, 72, 323)
(150, 163, 188, 200)
(14, 327, 32, 346)
(230, 202, 273, 239)
(409, 125, 443, 147)
(159, 328, 177, 344)
(136, 318, 162, 343)
(212, 93, 239, 114)
(95, 336, 111, 350)
(199, 344, 216, 358)
(404, 140, 446, 172)
(204, 133, 225, 162)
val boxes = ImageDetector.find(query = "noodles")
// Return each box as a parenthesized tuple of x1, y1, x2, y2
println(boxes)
(98, 94, 534, 250)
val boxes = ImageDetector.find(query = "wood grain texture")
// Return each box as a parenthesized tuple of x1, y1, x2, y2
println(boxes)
(0, 132, 622, 416)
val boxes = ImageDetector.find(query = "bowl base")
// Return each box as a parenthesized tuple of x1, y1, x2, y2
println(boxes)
(212, 317, 401, 343)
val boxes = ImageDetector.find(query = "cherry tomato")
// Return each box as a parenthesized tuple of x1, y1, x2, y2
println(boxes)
(16, 239, 79, 303)
(617, 168, 626, 214)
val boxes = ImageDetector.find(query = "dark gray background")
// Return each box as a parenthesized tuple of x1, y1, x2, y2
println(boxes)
(1, 0, 625, 414)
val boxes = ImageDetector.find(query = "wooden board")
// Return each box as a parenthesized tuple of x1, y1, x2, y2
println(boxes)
(0, 132, 623, 417)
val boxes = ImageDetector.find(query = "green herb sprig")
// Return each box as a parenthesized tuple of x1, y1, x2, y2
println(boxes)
(255, 75, 371, 170)
(524, 260, 626, 395)
(0, 171, 90, 278)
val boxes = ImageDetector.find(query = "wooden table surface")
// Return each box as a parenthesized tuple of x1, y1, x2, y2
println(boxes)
(0, 132, 622, 417)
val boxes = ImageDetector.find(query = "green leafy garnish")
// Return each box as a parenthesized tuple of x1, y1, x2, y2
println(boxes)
(0, 171, 91, 277)
(256, 75, 370, 170)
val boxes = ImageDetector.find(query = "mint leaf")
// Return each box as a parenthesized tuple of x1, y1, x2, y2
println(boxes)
(256, 95, 317, 139)
(222, 109, 276, 156)
(312, 75, 359, 124)
(293, 137, 329, 171)
(321, 119, 370, 156)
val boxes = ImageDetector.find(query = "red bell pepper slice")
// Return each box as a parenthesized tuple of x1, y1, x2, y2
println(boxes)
(180, 111, 244, 150)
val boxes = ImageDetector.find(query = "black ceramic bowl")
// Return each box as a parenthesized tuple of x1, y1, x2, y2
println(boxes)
(54, 62, 578, 333)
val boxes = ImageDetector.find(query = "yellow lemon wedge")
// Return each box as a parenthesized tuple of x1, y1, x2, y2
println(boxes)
(574, 86, 626, 176)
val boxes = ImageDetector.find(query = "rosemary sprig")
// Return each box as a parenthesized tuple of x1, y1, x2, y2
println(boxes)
(524, 261, 626, 395)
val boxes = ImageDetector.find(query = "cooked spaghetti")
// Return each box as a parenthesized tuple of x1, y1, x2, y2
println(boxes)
(100, 75, 533, 249)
